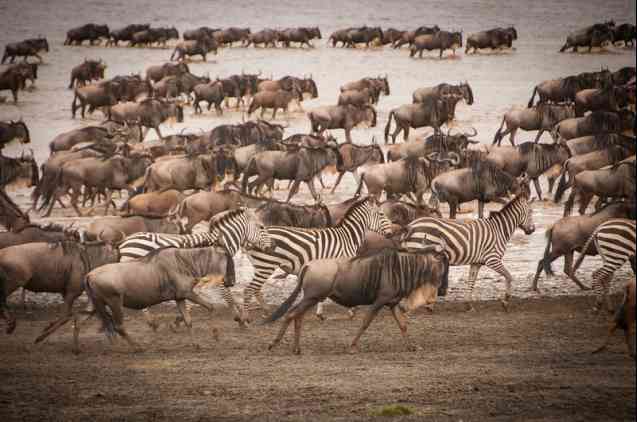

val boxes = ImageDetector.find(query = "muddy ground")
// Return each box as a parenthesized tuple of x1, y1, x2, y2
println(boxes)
(0, 295, 634, 421)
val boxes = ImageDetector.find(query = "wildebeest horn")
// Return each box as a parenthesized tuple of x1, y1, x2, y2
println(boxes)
(371, 136, 376, 144)
(463, 127, 478, 137)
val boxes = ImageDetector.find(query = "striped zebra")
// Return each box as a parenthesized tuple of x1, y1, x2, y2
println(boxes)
(241, 197, 393, 324)
(402, 192, 535, 310)
(117, 208, 273, 318)
(572, 218, 636, 313)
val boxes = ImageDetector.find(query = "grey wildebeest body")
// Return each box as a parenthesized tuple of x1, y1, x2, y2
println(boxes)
(278, 27, 321, 48)
(384, 97, 456, 143)
(532, 201, 635, 291)
(71, 80, 119, 119)
(143, 155, 218, 193)
(563, 161, 636, 216)
(308, 105, 377, 143)
(65, 24, 110, 46)
(386, 130, 479, 162)
(247, 89, 302, 119)
(340, 76, 390, 100)
(106, 24, 150, 47)
(2, 38, 49, 64)
(409, 31, 463, 59)
(527, 70, 612, 107)
(265, 245, 449, 354)
(83, 247, 234, 352)
(168, 189, 244, 232)
(121, 189, 185, 217)
(492, 104, 576, 146)
(392, 25, 441, 49)
(574, 86, 627, 117)
(0, 189, 30, 233)
(183, 27, 220, 42)
(246, 29, 280, 48)
(213, 28, 251, 47)
(170, 37, 218, 62)
(0, 66, 29, 103)
(254, 200, 331, 228)
(553, 111, 633, 141)
(560, 24, 614, 53)
(69, 59, 106, 89)
(86, 215, 182, 243)
(0, 120, 30, 152)
(412, 82, 474, 111)
(379, 199, 442, 226)
(0, 241, 118, 350)
(330, 142, 385, 194)
(109, 98, 184, 140)
(345, 26, 384, 48)
(465, 27, 517, 53)
(0, 222, 77, 250)
(145, 62, 190, 84)
(193, 81, 225, 115)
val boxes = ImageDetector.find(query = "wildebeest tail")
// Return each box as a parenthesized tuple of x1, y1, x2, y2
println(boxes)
(384, 110, 394, 143)
(554, 163, 570, 203)
(572, 231, 596, 276)
(437, 254, 450, 297)
(262, 264, 308, 324)
(542, 227, 555, 276)
(527, 86, 538, 108)
(492, 115, 506, 145)
(83, 276, 116, 339)
(0, 266, 9, 313)
(241, 157, 257, 193)
(36, 167, 62, 211)
(354, 172, 366, 196)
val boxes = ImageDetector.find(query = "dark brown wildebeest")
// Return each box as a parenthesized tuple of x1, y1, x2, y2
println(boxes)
(129, 27, 179, 48)
(308, 104, 377, 143)
(341, 76, 390, 98)
(612, 24, 636, 47)
(247, 88, 303, 119)
(183, 26, 220, 42)
(170, 37, 218, 62)
(0, 152, 39, 193)
(2, 37, 49, 63)
(106, 24, 150, 47)
(329, 27, 357, 47)
(246, 29, 280, 48)
(564, 161, 636, 216)
(0, 189, 30, 233)
(0, 220, 79, 250)
(345, 26, 384, 48)
(410, 31, 463, 59)
(110, 74, 153, 102)
(82, 246, 234, 352)
(0, 66, 28, 103)
(0, 240, 119, 346)
(392, 25, 441, 49)
(386, 129, 479, 161)
(265, 244, 449, 354)
(574, 85, 628, 117)
(592, 279, 635, 358)
(560, 23, 615, 53)
(563, 133, 636, 156)
(330, 141, 385, 194)
(192, 80, 225, 115)
(528, 69, 612, 107)
(120, 189, 186, 217)
(254, 200, 331, 228)
(532, 200, 635, 291)
(338, 88, 377, 107)
(384, 96, 458, 143)
(278, 27, 321, 48)
(492, 104, 576, 145)
(206, 119, 284, 147)
(68, 59, 107, 88)
(86, 215, 182, 243)
(380, 28, 407, 46)
(213, 28, 251, 47)
(412, 82, 474, 108)
(465, 27, 517, 53)
(145, 62, 190, 83)
(0, 120, 30, 153)
(553, 110, 634, 140)
(65, 24, 110, 46)
(108, 98, 184, 140)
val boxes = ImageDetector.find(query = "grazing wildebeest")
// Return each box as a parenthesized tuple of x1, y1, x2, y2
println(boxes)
(553, 110, 634, 140)
(86, 215, 182, 243)
(213, 28, 251, 47)
(527, 70, 612, 107)
(82, 246, 234, 352)
(170, 37, 218, 61)
(564, 161, 636, 216)
(265, 244, 449, 354)
(106, 24, 150, 46)
(384, 96, 457, 143)
(247, 88, 303, 119)
(410, 31, 463, 59)
(492, 104, 576, 146)
(68, 59, 107, 88)
(120, 189, 186, 217)
(0, 120, 30, 152)
(592, 279, 635, 358)
(109, 98, 184, 140)
(192, 80, 225, 115)
(330, 141, 385, 194)
(278, 27, 321, 48)
(0, 240, 118, 348)
(531, 200, 635, 291)
(308, 105, 377, 143)
(465, 27, 517, 53)
(2, 37, 49, 63)
(560, 23, 615, 52)
(65, 24, 110, 46)
(612, 23, 636, 47)
(392, 25, 441, 49)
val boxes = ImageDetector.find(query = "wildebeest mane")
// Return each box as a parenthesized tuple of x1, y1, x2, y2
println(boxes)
(518, 142, 570, 173)
(471, 159, 514, 197)
(0, 188, 30, 230)
(256, 201, 331, 227)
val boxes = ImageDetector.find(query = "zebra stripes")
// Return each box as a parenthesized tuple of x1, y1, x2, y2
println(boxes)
(119, 232, 219, 261)
(242, 198, 393, 322)
(402, 194, 535, 309)
(573, 219, 636, 312)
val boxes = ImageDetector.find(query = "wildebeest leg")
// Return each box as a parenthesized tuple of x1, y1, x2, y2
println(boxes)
(34, 292, 78, 344)
(176, 299, 198, 348)
(578, 192, 594, 215)
(103, 189, 115, 215)
(390, 306, 416, 351)
(534, 129, 544, 143)
(69, 187, 83, 217)
(350, 303, 383, 353)
(402, 126, 410, 142)
(153, 126, 163, 141)
(478, 201, 485, 219)
(508, 128, 517, 146)
(142, 308, 160, 331)
(330, 172, 347, 194)
(533, 178, 543, 201)
(563, 251, 589, 290)
(485, 258, 514, 311)
(286, 180, 302, 202)
(345, 128, 353, 143)
(448, 200, 458, 219)
(306, 178, 320, 202)
(465, 264, 482, 311)
(110, 296, 143, 352)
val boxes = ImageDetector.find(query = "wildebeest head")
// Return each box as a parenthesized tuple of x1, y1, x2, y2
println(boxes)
(167, 27, 179, 40)
(450, 31, 463, 48)
(376, 75, 390, 96)
(303, 76, 319, 98)
(310, 27, 322, 39)
(455, 81, 474, 105)
(361, 104, 377, 127)
(8, 119, 31, 144)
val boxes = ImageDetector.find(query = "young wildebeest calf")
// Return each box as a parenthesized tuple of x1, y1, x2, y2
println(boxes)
(83, 246, 234, 352)
(265, 244, 449, 354)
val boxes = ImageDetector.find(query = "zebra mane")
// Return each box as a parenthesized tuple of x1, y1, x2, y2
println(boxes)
(210, 208, 244, 229)
(488, 194, 525, 219)
(335, 197, 371, 227)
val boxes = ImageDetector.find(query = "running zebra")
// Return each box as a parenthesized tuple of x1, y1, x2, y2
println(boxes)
(241, 197, 393, 324)
(402, 188, 535, 310)
(572, 218, 636, 313)
(117, 208, 273, 318)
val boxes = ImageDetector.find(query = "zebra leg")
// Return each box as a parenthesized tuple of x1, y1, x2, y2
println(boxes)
(485, 259, 514, 312)
(241, 269, 275, 325)
(465, 264, 482, 311)
(219, 286, 241, 320)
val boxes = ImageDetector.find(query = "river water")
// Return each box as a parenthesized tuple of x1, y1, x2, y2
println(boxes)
(1, 0, 635, 307)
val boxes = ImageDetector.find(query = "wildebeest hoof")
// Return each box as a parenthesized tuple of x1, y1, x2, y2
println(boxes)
(212, 328, 220, 342)
(500, 300, 510, 312)
(169, 322, 178, 333)
(293, 347, 302, 355)
(348, 345, 360, 354)
(465, 304, 476, 312)
(316, 313, 326, 322)
(6, 319, 16, 334)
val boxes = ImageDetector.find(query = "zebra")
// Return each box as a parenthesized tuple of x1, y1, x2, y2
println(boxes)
(117, 208, 273, 319)
(572, 218, 636, 313)
(240, 197, 393, 324)
(402, 191, 535, 311)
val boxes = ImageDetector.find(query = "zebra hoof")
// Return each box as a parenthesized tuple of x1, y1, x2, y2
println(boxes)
(316, 313, 326, 322)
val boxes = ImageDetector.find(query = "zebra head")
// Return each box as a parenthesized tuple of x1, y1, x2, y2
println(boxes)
(361, 198, 394, 237)
(245, 210, 274, 252)
(516, 174, 535, 235)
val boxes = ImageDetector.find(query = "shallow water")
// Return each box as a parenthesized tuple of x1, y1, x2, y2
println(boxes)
(1, 0, 635, 306)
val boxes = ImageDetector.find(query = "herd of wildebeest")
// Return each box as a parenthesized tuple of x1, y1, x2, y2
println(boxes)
(0, 18, 636, 357)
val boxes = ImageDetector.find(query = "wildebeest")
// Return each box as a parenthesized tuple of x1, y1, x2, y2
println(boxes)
(86, 214, 182, 243)
(183, 26, 220, 42)
(574, 85, 628, 117)
(278, 27, 321, 48)
(130, 27, 179, 48)
(329, 27, 357, 47)
(338, 88, 377, 107)
(170, 37, 218, 62)
(65, 24, 110, 46)
(492, 104, 576, 146)
(410, 31, 463, 59)
(532, 201, 635, 291)
(0, 120, 30, 152)
(265, 244, 449, 354)
(109, 98, 184, 140)
(379, 199, 442, 226)
(564, 161, 636, 216)
(168, 189, 243, 232)
(612, 23, 636, 47)
(0, 151, 39, 192)
(0, 189, 29, 233)
(255, 200, 331, 228)
(330, 141, 385, 194)
(560, 23, 615, 52)
(380, 28, 407, 46)
(386, 129, 479, 162)
(206, 119, 284, 147)
(48, 123, 138, 153)
(392, 25, 441, 49)
(68, 59, 107, 88)
(412, 82, 474, 108)
(341, 76, 390, 99)
(2, 37, 49, 63)
(247, 88, 303, 119)
(143, 154, 223, 193)
(145, 62, 190, 83)
(345, 26, 384, 48)
(82, 246, 234, 352)
(0, 66, 28, 103)
(553, 110, 634, 140)
(465, 27, 517, 53)
(384, 96, 457, 143)
(192, 80, 225, 115)
(527, 70, 612, 107)
(258, 75, 318, 101)
(71, 80, 119, 119)
(0, 240, 119, 348)
(120, 189, 186, 217)
(106, 24, 150, 47)
(213, 28, 251, 47)
(592, 279, 636, 357)
(308, 104, 377, 143)
(245, 29, 280, 48)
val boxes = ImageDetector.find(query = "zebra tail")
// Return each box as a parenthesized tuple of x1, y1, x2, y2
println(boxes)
(262, 265, 308, 324)
(572, 231, 596, 276)
(542, 227, 555, 277)
(83, 276, 116, 339)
